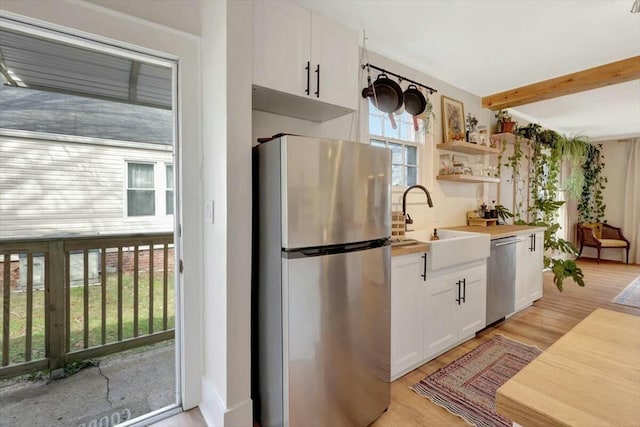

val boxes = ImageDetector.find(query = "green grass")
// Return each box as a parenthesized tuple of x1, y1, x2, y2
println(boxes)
(1, 272, 175, 365)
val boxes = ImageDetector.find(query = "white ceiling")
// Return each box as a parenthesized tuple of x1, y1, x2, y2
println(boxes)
(296, 0, 640, 141)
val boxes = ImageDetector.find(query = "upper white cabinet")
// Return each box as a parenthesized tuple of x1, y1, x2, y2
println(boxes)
(252, 0, 359, 122)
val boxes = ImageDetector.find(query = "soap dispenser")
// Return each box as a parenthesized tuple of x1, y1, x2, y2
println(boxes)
(431, 228, 440, 241)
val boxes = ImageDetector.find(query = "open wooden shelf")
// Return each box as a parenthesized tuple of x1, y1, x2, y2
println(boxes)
(437, 174, 500, 184)
(436, 141, 501, 155)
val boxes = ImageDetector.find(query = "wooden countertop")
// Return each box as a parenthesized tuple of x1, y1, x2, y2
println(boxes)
(391, 242, 429, 257)
(496, 308, 640, 427)
(442, 224, 546, 239)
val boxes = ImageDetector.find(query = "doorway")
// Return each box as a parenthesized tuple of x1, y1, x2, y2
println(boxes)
(0, 19, 181, 426)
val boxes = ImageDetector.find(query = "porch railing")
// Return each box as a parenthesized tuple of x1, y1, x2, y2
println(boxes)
(0, 233, 175, 379)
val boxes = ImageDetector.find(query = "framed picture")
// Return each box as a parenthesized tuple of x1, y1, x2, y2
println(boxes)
(441, 96, 466, 143)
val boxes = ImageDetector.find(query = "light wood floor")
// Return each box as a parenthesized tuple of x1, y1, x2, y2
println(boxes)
(154, 259, 640, 427)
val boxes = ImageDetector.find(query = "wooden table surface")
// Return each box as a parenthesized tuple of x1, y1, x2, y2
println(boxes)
(496, 308, 640, 427)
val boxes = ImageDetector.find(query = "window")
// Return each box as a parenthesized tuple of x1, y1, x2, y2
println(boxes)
(126, 162, 174, 217)
(127, 163, 155, 216)
(369, 107, 422, 187)
(371, 139, 418, 187)
(166, 165, 174, 216)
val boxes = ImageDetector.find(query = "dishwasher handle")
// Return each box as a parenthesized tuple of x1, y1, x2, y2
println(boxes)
(494, 239, 522, 247)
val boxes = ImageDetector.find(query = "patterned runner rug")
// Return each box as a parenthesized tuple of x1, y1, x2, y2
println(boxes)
(612, 276, 640, 308)
(411, 335, 541, 427)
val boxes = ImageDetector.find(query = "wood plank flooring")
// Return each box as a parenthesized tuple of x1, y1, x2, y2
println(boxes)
(372, 259, 640, 426)
(154, 259, 640, 427)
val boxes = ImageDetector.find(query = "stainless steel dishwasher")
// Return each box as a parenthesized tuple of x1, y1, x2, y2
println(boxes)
(486, 236, 519, 326)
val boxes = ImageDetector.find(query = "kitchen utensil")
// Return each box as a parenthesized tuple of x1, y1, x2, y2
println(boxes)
(362, 73, 403, 129)
(403, 84, 427, 131)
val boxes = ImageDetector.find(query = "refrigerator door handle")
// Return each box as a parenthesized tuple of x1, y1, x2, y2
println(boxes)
(283, 238, 390, 258)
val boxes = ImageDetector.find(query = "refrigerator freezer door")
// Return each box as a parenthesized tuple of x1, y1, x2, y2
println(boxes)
(281, 136, 391, 249)
(282, 245, 391, 427)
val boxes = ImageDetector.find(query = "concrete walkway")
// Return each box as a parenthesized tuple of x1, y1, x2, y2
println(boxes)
(0, 342, 175, 427)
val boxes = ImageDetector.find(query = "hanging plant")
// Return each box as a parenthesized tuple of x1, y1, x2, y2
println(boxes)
(499, 124, 586, 291)
(577, 143, 607, 223)
(556, 135, 589, 200)
(420, 94, 436, 135)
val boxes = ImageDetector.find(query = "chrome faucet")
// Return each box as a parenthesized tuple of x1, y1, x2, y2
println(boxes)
(402, 185, 434, 231)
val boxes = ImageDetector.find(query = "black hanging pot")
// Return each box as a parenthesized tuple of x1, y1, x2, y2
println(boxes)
(403, 84, 427, 131)
(362, 73, 403, 129)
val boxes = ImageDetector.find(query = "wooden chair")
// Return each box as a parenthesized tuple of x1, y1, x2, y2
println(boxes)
(577, 223, 630, 264)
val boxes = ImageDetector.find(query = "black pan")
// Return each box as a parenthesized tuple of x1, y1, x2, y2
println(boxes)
(403, 84, 427, 131)
(362, 74, 403, 129)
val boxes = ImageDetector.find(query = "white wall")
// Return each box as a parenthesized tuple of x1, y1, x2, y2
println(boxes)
(252, 49, 495, 234)
(0, 0, 205, 413)
(199, 1, 253, 426)
(0, 135, 173, 239)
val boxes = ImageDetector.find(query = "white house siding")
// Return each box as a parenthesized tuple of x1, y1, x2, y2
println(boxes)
(0, 134, 174, 239)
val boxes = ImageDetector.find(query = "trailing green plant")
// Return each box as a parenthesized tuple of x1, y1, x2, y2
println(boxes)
(517, 123, 542, 141)
(555, 135, 590, 200)
(499, 123, 590, 291)
(577, 143, 607, 223)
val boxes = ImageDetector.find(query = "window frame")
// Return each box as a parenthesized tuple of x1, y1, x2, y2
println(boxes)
(124, 161, 174, 218)
(368, 106, 424, 188)
(125, 161, 157, 217)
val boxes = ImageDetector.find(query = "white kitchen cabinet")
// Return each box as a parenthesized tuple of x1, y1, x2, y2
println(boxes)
(252, 0, 358, 121)
(390, 253, 426, 379)
(423, 271, 458, 358)
(527, 232, 544, 301)
(424, 264, 486, 359)
(391, 254, 487, 380)
(514, 231, 544, 312)
(458, 265, 487, 338)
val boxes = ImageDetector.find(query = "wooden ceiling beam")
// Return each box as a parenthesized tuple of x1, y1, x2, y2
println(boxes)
(482, 56, 640, 111)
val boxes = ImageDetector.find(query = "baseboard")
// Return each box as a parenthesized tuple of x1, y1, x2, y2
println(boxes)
(200, 376, 253, 427)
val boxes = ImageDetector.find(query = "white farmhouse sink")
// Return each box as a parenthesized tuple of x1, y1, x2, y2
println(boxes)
(405, 230, 490, 271)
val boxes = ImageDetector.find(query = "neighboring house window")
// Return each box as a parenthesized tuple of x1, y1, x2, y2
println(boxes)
(369, 107, 422, 187)
(166, 164, 174, 216)
(127, 163, 155, 216)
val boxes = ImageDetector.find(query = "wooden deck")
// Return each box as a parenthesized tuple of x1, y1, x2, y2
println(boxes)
(0, 233, 175, 379)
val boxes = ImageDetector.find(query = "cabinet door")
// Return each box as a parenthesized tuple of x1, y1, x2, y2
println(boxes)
(423, 274, 458, 359)
(310, 12, 358, 110)
(253, 0, 311, 97)
(459, 265, 487, 339)
(527, 232, 544, 302)
(514, 237, 530, 312)
(391, 253, 424, 380)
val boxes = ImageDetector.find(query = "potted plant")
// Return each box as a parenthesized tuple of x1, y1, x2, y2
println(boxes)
(495, 109, 517, 134)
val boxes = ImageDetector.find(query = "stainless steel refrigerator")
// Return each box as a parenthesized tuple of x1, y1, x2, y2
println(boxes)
(253, 135, 391, 427)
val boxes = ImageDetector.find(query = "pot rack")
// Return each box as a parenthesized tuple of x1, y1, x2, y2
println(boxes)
(362, 63, 438, 95)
